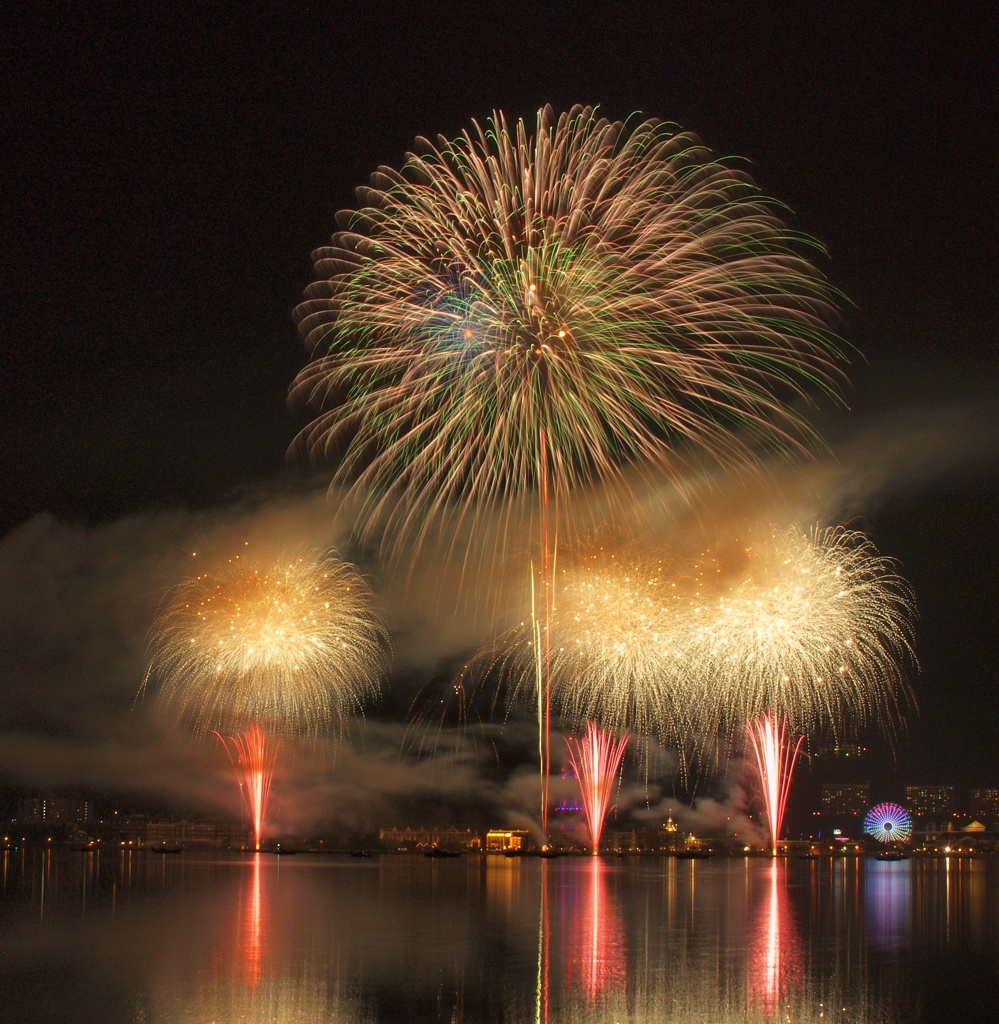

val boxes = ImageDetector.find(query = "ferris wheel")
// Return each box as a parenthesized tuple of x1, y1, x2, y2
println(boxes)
(863, 802, 913, 844)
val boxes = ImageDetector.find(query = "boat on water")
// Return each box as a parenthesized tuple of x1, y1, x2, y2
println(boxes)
(424, 847, 462, 858)
(876, 849, 908, 861)
(67, 830, 96, 851)
(673, 849, 713, 860)
(349, 850, 373, 858)
(151, 841, 182, 854)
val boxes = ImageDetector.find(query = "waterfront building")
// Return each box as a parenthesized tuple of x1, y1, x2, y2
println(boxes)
(378, 826, 482, 851)
(969, 788, 999, 823)
(143, 820, 251, 848)
(820, 783, 870, 816)
(905, 785, 955, 819)
(485, 830, 529, 853)
(18, 796, 91, 825)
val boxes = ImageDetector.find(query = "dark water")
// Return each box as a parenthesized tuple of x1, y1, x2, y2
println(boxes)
(1, 848, 997, 1023)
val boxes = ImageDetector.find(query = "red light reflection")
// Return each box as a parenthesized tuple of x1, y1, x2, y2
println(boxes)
(749, 862, 802, 1012)
(237, 854, 268, 987)
(567, 859, 627, 1002)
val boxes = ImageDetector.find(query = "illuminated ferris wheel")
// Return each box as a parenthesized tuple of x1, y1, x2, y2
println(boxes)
(863, 802, 913, 844)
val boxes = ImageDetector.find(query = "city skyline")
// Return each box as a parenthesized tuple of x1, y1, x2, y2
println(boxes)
(1, 6, 996, 841)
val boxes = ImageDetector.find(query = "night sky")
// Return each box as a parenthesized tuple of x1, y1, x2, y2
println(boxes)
(1, 4, 995, 832)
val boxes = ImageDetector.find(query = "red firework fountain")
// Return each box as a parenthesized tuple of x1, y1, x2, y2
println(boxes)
(215, 723, 280, 851)
(746, 713, 804, 857)
(565, 722, 630, 855)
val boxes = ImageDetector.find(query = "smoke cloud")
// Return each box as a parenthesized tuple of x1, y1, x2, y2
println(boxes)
(0, 391, 995, 831)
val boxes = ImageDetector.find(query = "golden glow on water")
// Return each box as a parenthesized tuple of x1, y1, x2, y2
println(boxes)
(5, 851, 995, 1021)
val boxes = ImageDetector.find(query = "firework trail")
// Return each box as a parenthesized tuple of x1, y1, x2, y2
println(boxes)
(142, 548, 389, 740)
(566, 723, 630, 854)
(292, 105, 845, 834)
(746, 714, 803, 856)
(214, 724, 280, 851)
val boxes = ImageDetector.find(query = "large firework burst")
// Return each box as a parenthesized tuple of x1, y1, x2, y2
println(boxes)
(547, 549, 699, 742)
(290, 105, 846, 562)
(690, 524, 917, 743)
(500, 525, 915, 748)
(141, 549, 389, 740)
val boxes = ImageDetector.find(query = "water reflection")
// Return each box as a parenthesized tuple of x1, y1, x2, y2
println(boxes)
(866, 859, 911, 951)
(146, 855, 375, 1023)
(1, 850, 998, 1022)
(564, 858, 627, 1002)
(236, 854, 267, 987)
(749, 861, 802, 1012)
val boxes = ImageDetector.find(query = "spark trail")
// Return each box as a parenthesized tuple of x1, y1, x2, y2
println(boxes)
(566, 722, 630, 855)
(746, 714, 803, 856)
(214, 723, 280, 851)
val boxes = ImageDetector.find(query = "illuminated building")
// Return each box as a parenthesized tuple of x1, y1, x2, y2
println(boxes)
(485, 830, 529, 852)
(969, 789, 999, 823)
(820, 783, 870, 816)
(18, 796, 91, 825)
(377, 826, 481, 851)
(144, 820, 251, 848)
(904, 785, 954, 819)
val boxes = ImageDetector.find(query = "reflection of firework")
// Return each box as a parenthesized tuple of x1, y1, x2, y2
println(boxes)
(567, 859, 628, 1001)
(215, 725, 280, 851)
(142, 549, 389, 739)
(566, 723, 630, 855)
(749, 862, 803, 1012)
(290, 105, 845, 563)
(692, 525, 918, 743)
(864, 803, 913, 844)
(746, 714, 803, 856)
